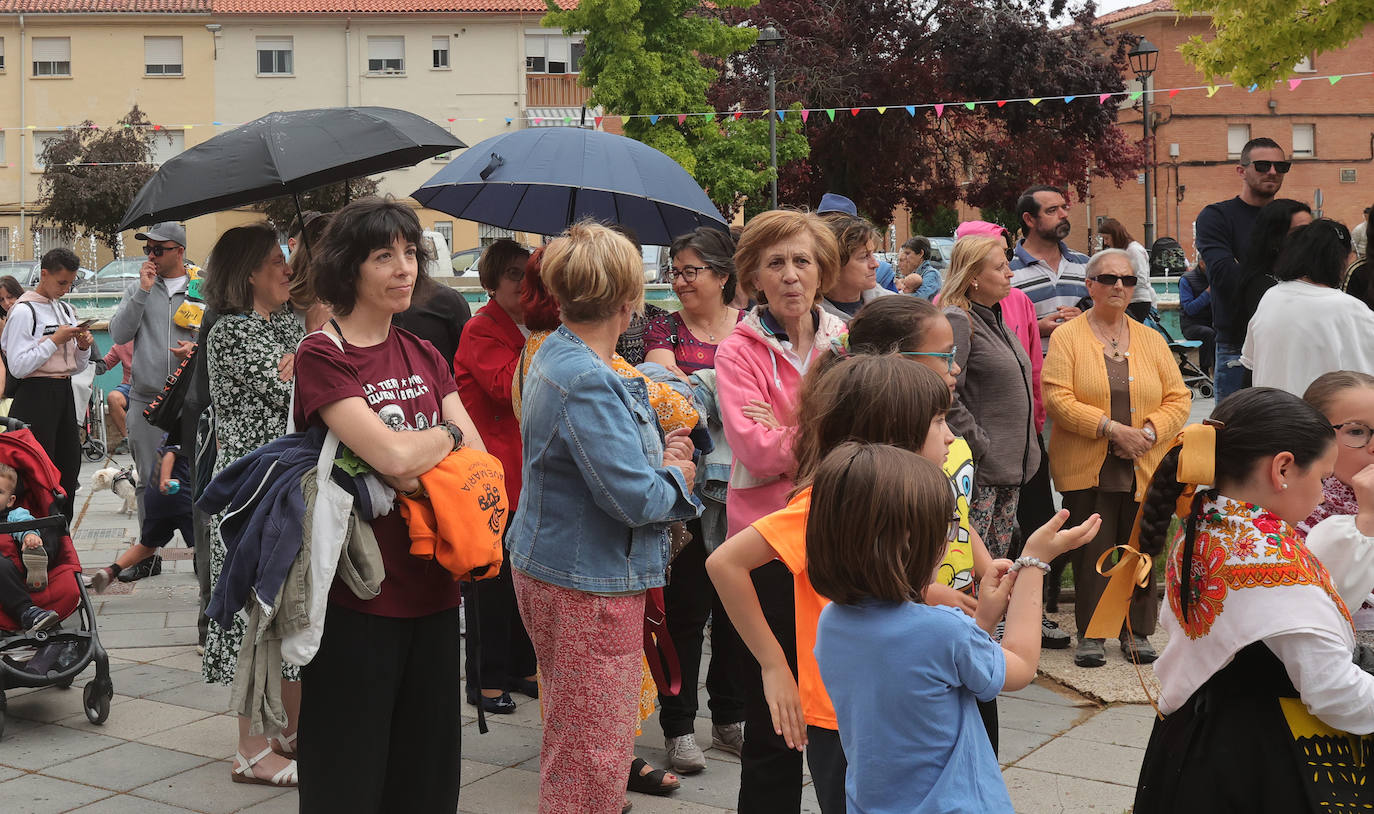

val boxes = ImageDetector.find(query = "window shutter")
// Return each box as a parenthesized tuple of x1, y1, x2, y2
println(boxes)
(32, 37, 70, 62)
(369, 36, 404, 62)
(145, 37, 182, 67)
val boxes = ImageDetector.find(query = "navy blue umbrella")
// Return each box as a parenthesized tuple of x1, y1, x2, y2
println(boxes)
(412, 127, 728, 245)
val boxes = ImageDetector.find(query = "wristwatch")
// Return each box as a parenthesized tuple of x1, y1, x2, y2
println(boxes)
(441, 420, 465, 451)
(1141, 425, 1157, 444)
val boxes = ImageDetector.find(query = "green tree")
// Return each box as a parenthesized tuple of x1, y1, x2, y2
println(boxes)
(255, 177, 381, 231)
(1175, 0, 1373, 86)
(543, 0, 809, 218)
(37, 105, 170, 251)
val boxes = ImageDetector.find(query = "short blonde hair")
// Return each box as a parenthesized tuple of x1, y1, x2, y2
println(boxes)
(735, 210, 841, 306)
(937, 236, 1004, 315)
(542, 221, 644, 323)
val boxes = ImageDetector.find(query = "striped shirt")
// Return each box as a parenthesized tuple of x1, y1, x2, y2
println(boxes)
(1009, 241, 1090, 320)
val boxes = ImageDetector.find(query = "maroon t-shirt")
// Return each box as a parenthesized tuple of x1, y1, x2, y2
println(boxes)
(293, 327, 461, 618)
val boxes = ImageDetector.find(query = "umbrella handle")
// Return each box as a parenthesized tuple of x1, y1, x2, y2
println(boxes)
(479, 153, 505, 181)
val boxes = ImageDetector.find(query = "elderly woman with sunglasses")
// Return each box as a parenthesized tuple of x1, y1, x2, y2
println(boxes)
(1042, 248, 1191, 668)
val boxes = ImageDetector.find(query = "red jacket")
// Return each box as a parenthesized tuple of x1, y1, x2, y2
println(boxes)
(454, 301, 527, 511)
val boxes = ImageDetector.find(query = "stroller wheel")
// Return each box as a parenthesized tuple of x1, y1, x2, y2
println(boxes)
(1198, 383, 1215, 399)
(83, 681, 111, 725)
(83, 440, 106, 463)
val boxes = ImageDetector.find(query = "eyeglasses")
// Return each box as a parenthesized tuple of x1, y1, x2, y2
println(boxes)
(900, 347, 958, 374)
(1089, 273, 1138, 288)
(669, 264, 712, 282)
(500, 267, 524, 283)
(1333, 421, 1374, 450)
(144, 244, 179, 257)
(1244, 160, 1292, 174)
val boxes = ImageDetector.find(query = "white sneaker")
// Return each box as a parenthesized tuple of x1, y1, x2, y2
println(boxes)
(665, 733, 707, 774)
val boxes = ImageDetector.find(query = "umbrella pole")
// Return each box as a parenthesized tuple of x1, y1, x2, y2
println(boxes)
(292, 192, 312, 257)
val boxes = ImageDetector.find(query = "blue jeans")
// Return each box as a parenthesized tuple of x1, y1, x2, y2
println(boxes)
(1215, 343, 1251, 402)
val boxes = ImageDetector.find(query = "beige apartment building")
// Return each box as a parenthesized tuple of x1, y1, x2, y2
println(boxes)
(0, 0, 591, 265)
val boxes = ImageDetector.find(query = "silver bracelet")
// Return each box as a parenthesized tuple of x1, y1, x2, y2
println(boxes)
(1009, 556, 1052, 574)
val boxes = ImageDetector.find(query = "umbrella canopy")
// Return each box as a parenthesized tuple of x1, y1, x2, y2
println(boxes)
(119, 107, 465, 230)
(412, 127, 728, 246)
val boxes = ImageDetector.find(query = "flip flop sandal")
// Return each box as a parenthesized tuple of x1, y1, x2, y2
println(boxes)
(627, 757, 679, 796)
(22, 545, 48, 591)
(231, 747, 298, 787)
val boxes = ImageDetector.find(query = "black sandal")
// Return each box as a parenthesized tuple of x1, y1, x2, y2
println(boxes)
(627, 757, 679, 796)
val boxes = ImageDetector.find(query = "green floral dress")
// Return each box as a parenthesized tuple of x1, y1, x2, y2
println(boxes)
(201, 307, 305, 685)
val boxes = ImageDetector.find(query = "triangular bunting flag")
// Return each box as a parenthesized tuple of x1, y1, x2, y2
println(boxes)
(563, 117, 571, 124)
(733, 110, 744, 120)
(849, 107, 860, 116)
(1029, 98, 1042, 106)
(1098, 93, 1111, 103)
(649, 115, 659, 124)
(477, 118, 485, 123)
(213, 121, 223, 126)
(996, 100, 1007, 107)
(1289, 78, 1302, 90)
(1065, 96, 1076, 103)
(905, 105, 915, 116)
(1168, 88, 1181, 98)
(1128, 91, 1142, 101)
(935, 104, 945, 117)
(619, 116, 627, 127)
(533, 117, 543, 124)
(1206, 85, 1219, 97)
(1330, 75, 1343, 85)
(594, 116, 603, 127)
(877, 106, 887, 115)
(447, 117, 455, 122)
(678, 114, 687, 125)
(801, 109, 810, 121)
(778, 110, 786, 121)
(506, 117, 513, 124)
(826, 109, 836, 121)
(1248, 84, 1258, 92)
(964, 102, 975, 110)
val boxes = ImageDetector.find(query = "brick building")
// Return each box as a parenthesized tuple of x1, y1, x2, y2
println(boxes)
(1078, 0, 1374, 260)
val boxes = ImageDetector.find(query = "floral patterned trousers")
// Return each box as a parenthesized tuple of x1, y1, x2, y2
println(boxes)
(970, 484, 1021, 559)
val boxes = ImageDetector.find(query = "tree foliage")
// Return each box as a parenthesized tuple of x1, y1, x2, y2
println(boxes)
(255, 177, 381, 231)
(708, 0, 1142, 224)
(543, 0, 809, 218)
(1175, 0, 1373, 86)
(37, 105, 168, 251)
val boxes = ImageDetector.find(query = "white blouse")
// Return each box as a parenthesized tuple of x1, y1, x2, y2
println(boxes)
(1242, 280, 1374, 396)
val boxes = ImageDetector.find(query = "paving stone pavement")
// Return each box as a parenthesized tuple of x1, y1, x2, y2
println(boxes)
(0, 454, 1157, 813)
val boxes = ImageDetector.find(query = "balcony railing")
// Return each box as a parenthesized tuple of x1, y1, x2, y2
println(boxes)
(526, 73, 593, 107)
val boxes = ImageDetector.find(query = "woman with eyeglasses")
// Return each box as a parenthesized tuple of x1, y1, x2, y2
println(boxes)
(1042, 249, 1191, 668)
(938, 236, 1040, 560)
(645, 227, 743, 381)
(1243, 219, 1374, 397)
(1300, 371, 1374, 538)
(452, 238, 538, 715)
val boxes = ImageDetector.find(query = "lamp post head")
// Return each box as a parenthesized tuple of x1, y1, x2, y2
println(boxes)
(756, 24, 784, 49)
(1128, 36, 1159, 80)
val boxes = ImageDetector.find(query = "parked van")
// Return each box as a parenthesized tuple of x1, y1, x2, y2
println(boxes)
(420, 230, 452, 279)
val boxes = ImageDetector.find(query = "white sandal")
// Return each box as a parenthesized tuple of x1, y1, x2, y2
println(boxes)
(270, 729, 298, 758)
(231, 747, 298, 787)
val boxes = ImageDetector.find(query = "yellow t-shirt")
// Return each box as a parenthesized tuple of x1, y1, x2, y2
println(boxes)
(938, 437, 977, 594)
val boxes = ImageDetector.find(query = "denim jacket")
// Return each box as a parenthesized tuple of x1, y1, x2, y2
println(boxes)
(507, 326, 701, 593)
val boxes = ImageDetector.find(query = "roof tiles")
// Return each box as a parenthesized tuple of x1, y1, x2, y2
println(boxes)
(0, 0, 211, 11)
(213, 0, 573, 11)
(1095, 0, 1177, 26)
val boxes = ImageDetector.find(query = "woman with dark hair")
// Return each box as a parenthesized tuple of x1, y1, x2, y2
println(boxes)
(287, 212, 334, 333)
(1243, 219, 1374, 395)
(291, 197, 484, 813)
(1096, 218, 1155, 321)
(1133, 387, 1374, 812)
(453, 238, 536, 715)
(198, 222, 304, 786)
(645, 226, 742, 380)
(896, 236, 942, 300)
(392, 244, 472, 373)
(1345, 205, 1374, 311)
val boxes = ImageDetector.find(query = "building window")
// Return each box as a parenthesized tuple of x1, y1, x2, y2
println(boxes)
(144, 36, 183, 76)
(151, 130, 186, 165)
(1226, 124, 1251, 159)
(1294, 54, 1316, 73)
(1292, 123, 1315, 158)
(256, 36, 293, 75)
(0, 228, 9, 262)
(525, 31, 584, 74)
(35, 227, 72, 255)
(0, 131, 4, 165)
(367, 36, 405, 73)
(32, 131, 63, 169)
(32, 37, 71, 77)
(478, 224, 515, 246)
(433, 221, 453, 247)
(0, 37, 6, 71)
(432, 36, 449, 69)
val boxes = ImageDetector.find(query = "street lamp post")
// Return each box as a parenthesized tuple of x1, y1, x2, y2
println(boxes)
(1128, 37, 1160, 247)
(757, 24, 784, 210)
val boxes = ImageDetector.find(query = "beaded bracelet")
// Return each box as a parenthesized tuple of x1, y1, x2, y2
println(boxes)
(1009, 556, 1052, 574)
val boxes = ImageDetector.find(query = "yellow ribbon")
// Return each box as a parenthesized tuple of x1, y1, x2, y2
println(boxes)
(1084, 422, 1218, 639)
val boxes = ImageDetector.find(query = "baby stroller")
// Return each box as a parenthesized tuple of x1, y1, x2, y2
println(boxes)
(0, 417, 113, 739)
(1145, 307, 1215, 399)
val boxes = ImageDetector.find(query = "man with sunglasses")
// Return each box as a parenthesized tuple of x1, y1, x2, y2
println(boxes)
(1195, 136, 1289, 401)
(109, 222, 200, 542)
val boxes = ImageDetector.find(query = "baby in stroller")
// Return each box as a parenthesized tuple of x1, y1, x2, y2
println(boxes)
(0, 462, 60, 633)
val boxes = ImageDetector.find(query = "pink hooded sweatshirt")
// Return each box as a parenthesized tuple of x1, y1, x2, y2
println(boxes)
(955, 221, 1046, 432)
(714, 306, 848, 537)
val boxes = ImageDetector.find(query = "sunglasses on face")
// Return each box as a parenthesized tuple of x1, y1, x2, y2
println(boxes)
(1089, 273, 1138, 288)
(669, 264, 712, 282)
(1244, 160, 1292, 174)
(1333, 421, 1374, 450)
(144, 244, 179, 257)
(900, 347, 958, 374)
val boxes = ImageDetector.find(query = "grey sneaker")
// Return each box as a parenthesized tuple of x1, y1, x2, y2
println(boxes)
(1041, 615, 1071, 649)
(1075, 637, 1107, 668)
(711, 722, 744, 756)
(1121, 634, 1158, 664)
(665, 733, 706, 774)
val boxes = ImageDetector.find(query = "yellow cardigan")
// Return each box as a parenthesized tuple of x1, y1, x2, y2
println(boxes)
(1042, 313, 1192, 500)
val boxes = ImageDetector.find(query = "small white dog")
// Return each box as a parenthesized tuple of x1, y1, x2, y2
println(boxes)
(91, 467, 138, 516)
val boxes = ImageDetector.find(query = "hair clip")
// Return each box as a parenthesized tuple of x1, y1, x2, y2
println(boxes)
(830, 334, 851, 357)
(1202, 418, 1226, 428)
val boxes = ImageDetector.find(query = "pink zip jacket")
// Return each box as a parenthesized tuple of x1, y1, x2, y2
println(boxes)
(1001, 287, 1045, 433)
(714, 306, 848, 537)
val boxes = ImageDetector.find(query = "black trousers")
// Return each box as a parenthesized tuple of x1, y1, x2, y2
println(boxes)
(10, 377, 79, 519)
(1182, 324, 1216, 376)
(659, 521, 747, 737)
(807, 726, 848, 814)
(299, 604, 463, 814)
(463, 557, 537, 693)
(738, 560, 803, 813)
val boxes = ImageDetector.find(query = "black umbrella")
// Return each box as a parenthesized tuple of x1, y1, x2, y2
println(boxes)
(119, 107, 465, 230)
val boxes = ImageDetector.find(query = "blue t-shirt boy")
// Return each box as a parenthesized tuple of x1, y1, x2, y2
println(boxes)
(816, 600, 1011, 814)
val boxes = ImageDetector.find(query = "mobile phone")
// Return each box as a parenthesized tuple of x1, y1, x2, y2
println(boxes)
(76, 319, 96, 329)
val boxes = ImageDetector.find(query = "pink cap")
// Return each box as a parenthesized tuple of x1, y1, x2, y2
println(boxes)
(955, 220, 1010, 240)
